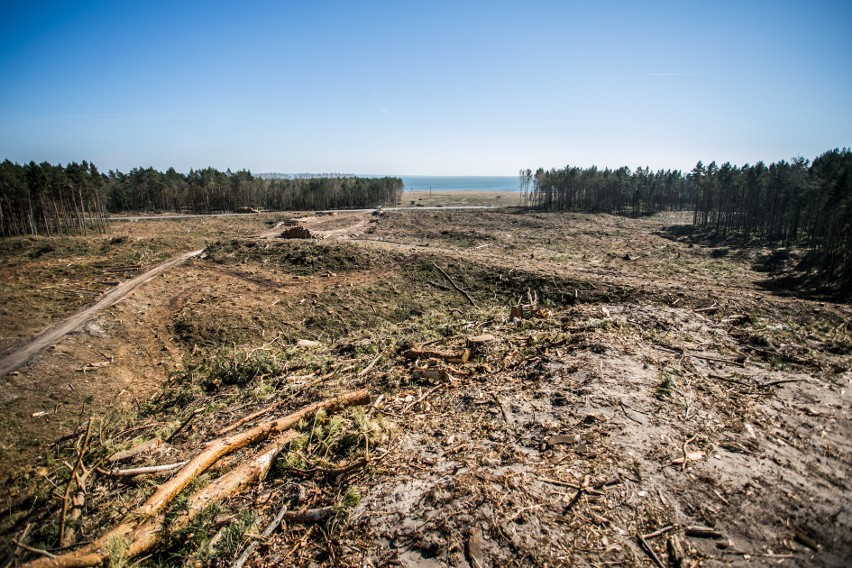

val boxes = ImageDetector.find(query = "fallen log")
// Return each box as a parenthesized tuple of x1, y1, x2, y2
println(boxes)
(24, 389, 370, 568)
(118, 431, 298, 562)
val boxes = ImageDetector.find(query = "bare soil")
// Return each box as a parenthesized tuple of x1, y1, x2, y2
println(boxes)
(1, 207, 849, 567)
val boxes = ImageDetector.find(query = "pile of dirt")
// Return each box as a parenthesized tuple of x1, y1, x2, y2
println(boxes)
(279, 226, 320, 239)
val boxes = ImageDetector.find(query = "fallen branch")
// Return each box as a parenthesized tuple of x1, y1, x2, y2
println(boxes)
(641, 525, 675, 540)
(23, 389, 370, 568)
(758, 378, 812, 389)
(216, 401, 285, 436)
(107, 438, 162, 463)
(232, 500, 289, 568)
(693, 301, 718, 313)
(637, 534, 665, 568)
(166, 407, 205, 443)
(58, 418, 93, 547)
(705, 373, 752, 387)
(490, 392, 512, 424)
(432, 262, 476, 307)
(619, 401, 643, 424)
(401, 384, 443, 414)
(358, 351, 383, 376)
(687, 352, 744, 368)
(425, 280, 452, 292)
(13, 540, 56, 560)
(104, 461, 188, 477)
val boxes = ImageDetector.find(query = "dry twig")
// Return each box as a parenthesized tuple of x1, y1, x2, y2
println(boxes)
(232, 500, 289, 568)
(681, 434, 699, 472)
(58, 417, 93, 547)
(104, 461, 188, 477)
(432, 262, 477, 307)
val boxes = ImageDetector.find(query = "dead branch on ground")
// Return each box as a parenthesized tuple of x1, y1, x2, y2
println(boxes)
(103, 461, 188, 477)
(232, 499, 290, 568)
(432, 262, 477, 307)
(58, 417, 93, 547)
(23, 389, 370, 568)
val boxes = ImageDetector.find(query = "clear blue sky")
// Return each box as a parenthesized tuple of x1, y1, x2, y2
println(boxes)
(1, 0, 850, 175)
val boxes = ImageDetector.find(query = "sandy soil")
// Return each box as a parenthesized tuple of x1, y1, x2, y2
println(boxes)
(399, 190, 521, 208)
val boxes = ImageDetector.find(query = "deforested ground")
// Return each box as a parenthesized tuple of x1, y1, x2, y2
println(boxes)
(1, 208, 850, 567)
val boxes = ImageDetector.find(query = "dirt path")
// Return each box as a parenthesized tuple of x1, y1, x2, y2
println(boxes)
(0, 248, 203, 377)
(258, 211, 372, 239)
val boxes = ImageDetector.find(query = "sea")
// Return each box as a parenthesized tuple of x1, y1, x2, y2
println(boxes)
(257, 173, 521, 193)
(400, 175, 519, 192)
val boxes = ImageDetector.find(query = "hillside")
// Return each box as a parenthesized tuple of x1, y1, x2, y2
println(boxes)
(1, 208, 850, 567)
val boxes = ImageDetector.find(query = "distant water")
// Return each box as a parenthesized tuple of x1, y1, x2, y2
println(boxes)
(400, 176, 519, 192)
(257, 173, 522, 192)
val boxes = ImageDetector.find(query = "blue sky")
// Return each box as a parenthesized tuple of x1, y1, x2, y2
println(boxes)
(1, 0, 850, 175)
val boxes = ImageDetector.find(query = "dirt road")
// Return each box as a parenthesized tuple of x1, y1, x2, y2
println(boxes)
(0, 248, 203, 377)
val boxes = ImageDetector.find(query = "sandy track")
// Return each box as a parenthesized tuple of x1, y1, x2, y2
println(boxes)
(0, 249, 204, 377)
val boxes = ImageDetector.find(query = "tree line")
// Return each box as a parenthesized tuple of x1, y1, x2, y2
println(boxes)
(0, 160, 404, 237)
(0, 160, 107, 237)
(523, 147, 852, 293)
(522, 165, 692, 215)
(689, 149, 852, 292)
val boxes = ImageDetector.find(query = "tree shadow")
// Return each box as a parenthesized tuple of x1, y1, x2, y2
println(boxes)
(661, 224, 849, 303)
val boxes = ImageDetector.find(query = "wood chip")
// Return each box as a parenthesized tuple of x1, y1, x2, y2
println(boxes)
(685, 525, 725, 539)
(671, 451, 705, 465)
(545, 434, 574, 447)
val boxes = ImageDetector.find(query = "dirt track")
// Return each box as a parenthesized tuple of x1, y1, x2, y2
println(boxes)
(0, 249, 203, 378)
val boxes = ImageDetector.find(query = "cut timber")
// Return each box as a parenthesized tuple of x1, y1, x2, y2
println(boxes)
(103, 432, 297, 566)
(23, 389, 370, 568)
(666, 534, 686, 568)
(467, 334, 496, 356)
(510, 305, 530, 320)
(404, 348, 470, 364)
(466, 334, 495, 345)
